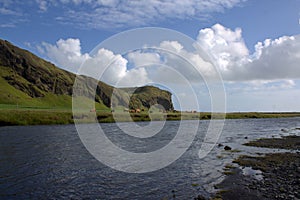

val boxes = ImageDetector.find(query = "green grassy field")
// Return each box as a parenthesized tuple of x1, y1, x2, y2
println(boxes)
(1, 105, 300, 126)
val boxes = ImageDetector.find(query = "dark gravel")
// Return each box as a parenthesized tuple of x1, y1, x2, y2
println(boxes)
(214, 135, 300, 200)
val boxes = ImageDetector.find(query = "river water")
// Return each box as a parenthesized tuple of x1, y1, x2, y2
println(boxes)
(1, 118, 300, 199)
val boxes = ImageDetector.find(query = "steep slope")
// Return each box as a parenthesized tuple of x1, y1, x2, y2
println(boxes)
(0, 39, 174, 111)
(0, 39, 74, 97)
(122, 86, 173, 110)
(0, 39, 113, 109)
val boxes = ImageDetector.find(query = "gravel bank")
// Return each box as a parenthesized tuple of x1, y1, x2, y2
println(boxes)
(214, 135, 300, 200)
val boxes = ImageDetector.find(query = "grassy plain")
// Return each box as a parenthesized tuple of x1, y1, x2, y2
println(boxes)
(1, 104, 300, 126)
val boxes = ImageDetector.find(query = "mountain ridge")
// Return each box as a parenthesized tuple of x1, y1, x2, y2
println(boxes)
(0, 39, 174, 111)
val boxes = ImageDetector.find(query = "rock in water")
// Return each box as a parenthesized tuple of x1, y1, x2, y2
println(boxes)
(224, 146, 232, 151)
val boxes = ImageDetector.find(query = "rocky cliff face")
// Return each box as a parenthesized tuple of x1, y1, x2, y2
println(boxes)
(0, 39, 174, 111)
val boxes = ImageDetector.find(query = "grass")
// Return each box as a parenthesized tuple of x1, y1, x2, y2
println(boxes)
(244, 135, 300, 150)
(1, 106, 300, 126)
(0, 109, 73, 125)
(223, 171, 235, 175)
(225, 112, 300, 119)
(224, 164, 236, 169)
(0, 66, 110, 111)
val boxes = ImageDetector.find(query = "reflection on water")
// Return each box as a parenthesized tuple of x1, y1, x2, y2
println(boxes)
(0, 117, 299, 199)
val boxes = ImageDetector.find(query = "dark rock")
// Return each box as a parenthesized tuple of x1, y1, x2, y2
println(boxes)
(224, 146, 232, 151)
(194, 195, 206, 200)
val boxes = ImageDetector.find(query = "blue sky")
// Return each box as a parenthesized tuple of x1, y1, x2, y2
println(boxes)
(1, 0, 300, 112)
(1, 0, 299, 53)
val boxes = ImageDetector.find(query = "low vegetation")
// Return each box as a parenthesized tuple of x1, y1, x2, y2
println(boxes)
(244, 135, 300, 150)
(1, 104, 300, 126)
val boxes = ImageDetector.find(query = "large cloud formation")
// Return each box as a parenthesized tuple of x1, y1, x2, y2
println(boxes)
(40, 38, 149, 87)
(41, 38, 89, 70)
(40, 24, 300, 86)
(197, 24, 300, 82)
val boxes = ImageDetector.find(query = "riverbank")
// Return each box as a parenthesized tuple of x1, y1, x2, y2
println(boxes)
(1, 108, 300, 125)
(213, 135, 300, 200)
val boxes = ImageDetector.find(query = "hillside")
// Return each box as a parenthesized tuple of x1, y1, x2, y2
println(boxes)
(0, 39, 174, 111)
(122, 86, 173, 111)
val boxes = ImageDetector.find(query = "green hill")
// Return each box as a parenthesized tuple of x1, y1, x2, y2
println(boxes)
(122, 86, 173, 110)
(0, 39, 174, 112)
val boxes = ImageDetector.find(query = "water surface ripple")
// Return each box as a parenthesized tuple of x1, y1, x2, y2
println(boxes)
(1, 118, 299, 199)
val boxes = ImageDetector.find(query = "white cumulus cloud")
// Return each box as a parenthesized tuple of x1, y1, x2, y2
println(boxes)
(39, 38, 150, 87)
(244, 35, 300, 81)
(41, 38, 89, 71)
(197, 23, 249, 71)
(127, 51, 161, 67)
(157, 40, 217, 82)
(196, 24, 300, 82)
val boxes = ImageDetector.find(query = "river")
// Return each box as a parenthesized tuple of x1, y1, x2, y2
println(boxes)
(1, 118, 300, 199)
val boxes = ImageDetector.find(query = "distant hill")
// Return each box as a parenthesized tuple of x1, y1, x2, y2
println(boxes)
(0, 39, 174, 111)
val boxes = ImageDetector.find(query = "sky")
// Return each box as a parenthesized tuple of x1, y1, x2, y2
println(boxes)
(1, 0, 300, 112)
